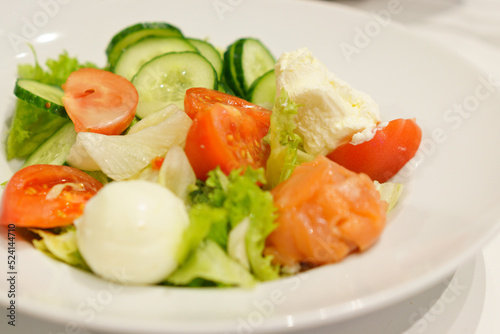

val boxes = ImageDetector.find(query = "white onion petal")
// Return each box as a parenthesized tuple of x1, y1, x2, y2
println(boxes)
(158, 145, 196, 201)
(67, 107, 192, 181)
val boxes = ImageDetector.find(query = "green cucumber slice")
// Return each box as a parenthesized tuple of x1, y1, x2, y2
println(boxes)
(113, 36, 197, 81)
(14, 79, 67, 117)
(22, 121, 77, 167)
(106, 22, 183, 69)
(222, 43, 245, 98)
(187, 38, 223, 79)
(132, 51, 218, 118)
(234, 38, 275, 98)
(218, 81, 235, 96)
(248, 69, 276, 110)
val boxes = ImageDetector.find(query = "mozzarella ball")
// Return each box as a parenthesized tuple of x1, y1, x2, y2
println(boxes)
(75, 180, 189, 284)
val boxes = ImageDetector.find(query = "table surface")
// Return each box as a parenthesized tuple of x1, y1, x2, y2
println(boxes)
(2, 0, 500, 333)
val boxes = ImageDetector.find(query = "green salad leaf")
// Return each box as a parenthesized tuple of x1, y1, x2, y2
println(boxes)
(374, 181, 404, 213)
(18, 48, 98, 86)
(265, 89, 313, 188)
(6, 49, 98, 160)
(171, 167, 279, 286)
(175, 203, 227, 264)
(167, 240, 256, 288)
(6, 100, 69, 159)
(221, 168, 279, 281)
(30, 226, 90, 271)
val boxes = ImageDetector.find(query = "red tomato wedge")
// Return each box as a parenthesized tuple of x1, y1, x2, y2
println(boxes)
(184, 87, 270, 120)
(184, 103, 270, 180)
(327, 118, 422, 183)
(265, 156, 387, 267)
(62, 68, 138, 135)
(184, 88, 271, 180)
(0, 165, 103, 228)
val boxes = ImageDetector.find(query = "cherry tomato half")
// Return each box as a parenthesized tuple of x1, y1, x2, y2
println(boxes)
(62, 68, 138, 135)
(0, 164, 103, 228)
(327, 118, 422, 183)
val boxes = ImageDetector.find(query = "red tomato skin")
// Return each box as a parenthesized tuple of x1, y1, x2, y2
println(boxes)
(184, 87, 270, 120)
(327, 119, 422, 183)
(184, 88, 271, 180)
(62, 68, 138, 135)
(184, 103, 270, 181)
(0, 165, 103, 228)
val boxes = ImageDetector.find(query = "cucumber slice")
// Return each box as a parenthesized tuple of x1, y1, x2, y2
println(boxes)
(132, 51, 218, 118)
(14, 79, 67, 117)
(218, 81, 235, 96)
(187, 38, 223, 79)
(113, 36, 197, 81)
(22, 122, 77, 167)
(248, 69, 276, 110)
(234, 38, 275, 98)
(222, 43, 245, 98)
(106, 22, 183, 69)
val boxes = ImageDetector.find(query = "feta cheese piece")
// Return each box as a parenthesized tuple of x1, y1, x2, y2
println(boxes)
(275, 47, 380, 155)
(75, 180, 189, 285)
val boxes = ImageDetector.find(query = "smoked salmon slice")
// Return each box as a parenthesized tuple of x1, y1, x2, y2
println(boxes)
(265, 155, 388, 267)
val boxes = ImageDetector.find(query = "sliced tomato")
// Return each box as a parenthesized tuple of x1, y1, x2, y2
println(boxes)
(62, 68, 138, 135)
(184, 87, 270, 121)
(0, 165, 103, 228)
(265, 156, 387, 267)
(327, 118, 422, 183)
(184, 103, 270, 180)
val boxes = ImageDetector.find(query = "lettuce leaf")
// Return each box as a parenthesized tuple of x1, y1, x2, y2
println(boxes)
(30, 226, 90, 271)
(182, 168, 280, 284)
(18, 48, 97, 86)
(265, 89, 313, 188)
(227, 217, 250, 269)
(6, 100, 69, 159)
(175, 203, 227, 264)
(220, 168, 279, 281)
(83, 170, 111, 185)
(6, 50, 98, 160)
(374, 181, 404, 213)
(167, 240, 256, 288)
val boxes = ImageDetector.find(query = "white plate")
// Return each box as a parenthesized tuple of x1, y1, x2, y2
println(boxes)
(1, 0, 500, 333)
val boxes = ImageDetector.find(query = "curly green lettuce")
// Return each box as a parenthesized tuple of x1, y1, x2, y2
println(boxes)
(168, 167, 280, 287)
(265, 89, 314, 188)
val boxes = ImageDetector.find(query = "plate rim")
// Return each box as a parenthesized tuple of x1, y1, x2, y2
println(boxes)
(1, 0, 500, 332)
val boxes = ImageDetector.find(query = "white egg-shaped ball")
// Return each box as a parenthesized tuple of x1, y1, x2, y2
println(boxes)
(76, 180, 189, 284)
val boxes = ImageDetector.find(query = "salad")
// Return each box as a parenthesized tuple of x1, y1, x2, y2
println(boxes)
(0, 22, 421, 287)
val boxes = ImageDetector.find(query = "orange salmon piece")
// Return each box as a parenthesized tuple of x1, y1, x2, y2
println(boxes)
(265, 155, 388, 267)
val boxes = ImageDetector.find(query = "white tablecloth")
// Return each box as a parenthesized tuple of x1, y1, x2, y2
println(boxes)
(2, 0, 500, 333)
